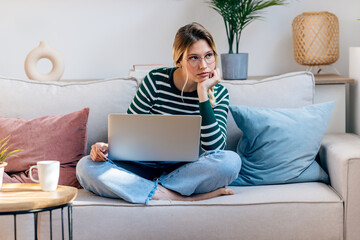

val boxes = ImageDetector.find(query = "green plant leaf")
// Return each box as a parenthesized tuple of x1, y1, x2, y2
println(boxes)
(0, 135, 22, 164)
(208, 0, 288, 53)
(3, 149, 22, 160)
(0, 135, 10, 151)
(0, 135, 9, 145)
(0, 146, 10, 157)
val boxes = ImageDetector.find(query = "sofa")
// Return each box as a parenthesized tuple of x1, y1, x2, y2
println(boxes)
(1, 71, 360, 240)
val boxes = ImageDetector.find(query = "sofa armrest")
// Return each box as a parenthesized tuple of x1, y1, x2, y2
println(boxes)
(319, 133, 360, 240)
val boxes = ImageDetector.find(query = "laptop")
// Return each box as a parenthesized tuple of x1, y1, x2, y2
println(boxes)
(108, 114, 202, 162)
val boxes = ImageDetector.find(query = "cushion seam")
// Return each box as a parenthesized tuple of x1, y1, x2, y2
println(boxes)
(221, 71, 313, 86)
(73, 201, 343, 208)
(0, 77, 137, 87)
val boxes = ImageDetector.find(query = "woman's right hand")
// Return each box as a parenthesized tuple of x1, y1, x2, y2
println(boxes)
(90, 142, 109, 162)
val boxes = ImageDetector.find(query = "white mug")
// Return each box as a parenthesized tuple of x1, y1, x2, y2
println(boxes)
(29, 160, 60, 191)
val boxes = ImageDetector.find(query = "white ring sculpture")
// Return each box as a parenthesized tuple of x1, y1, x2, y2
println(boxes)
(24, 41, 64, 81)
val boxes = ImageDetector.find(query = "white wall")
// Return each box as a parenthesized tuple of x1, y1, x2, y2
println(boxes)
(0, 0, 359, 80)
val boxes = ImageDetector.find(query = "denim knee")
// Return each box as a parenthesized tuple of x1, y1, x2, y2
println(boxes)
(76, 156, 90, 179)
(76, 155, 104, 185)
(217, 150, 242, 182)
(201, 150, 241, 184)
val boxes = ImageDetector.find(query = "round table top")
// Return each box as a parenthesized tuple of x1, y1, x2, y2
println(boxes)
(0, 183, 78, 212)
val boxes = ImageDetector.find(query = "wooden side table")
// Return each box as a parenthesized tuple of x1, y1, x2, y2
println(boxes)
(0, 183, 78, 240)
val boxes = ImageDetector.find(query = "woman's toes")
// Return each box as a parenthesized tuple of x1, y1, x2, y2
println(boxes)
(222, 188, 234, 195)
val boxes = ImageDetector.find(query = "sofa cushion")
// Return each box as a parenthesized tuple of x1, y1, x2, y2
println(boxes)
(1, 108, 89, 187)
(229, 102, 334, 186)
(221, 72, 315, 151)
(73, 182, 340, 206)
(36, 183, 341, 240)
(0, 77, 138, 154)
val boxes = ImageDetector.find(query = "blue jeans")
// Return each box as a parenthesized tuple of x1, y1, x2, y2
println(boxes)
(76, 150, 241, 204)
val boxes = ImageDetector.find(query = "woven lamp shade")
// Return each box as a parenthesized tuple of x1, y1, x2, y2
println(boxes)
(292, 11, 339, 66)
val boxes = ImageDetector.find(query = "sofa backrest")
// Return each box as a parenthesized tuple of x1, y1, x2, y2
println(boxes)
(0, 77, 138, 154)
(0, 71, 314, 154)
(221, 72, 315, 151)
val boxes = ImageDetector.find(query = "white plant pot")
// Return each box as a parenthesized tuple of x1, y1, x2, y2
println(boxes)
(0, 162, 8, 191)
(349, 47, 360, 134)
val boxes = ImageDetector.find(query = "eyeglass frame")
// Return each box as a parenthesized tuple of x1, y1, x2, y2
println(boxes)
(185, 51, 217, 67)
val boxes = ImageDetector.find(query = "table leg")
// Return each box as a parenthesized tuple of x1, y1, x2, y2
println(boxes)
(68, 205, 73, 240)
(34, 212, 38, 240)
(1, 203, 74, 240)
(13, 214, 17, 240)
(61, 208, 64, 240)
(50, 210, 53, 240)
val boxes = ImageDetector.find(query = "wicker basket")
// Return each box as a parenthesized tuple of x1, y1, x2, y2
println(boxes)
(292, 11, 339, 66)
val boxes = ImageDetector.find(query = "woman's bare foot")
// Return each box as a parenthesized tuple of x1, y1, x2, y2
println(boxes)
(151, 185, 234, 201)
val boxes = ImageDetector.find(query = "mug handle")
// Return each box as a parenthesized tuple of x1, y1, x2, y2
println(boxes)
(29, 165, 39, 183)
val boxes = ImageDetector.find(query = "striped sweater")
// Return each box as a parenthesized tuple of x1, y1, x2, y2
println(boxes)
(127, 67, 229, 152)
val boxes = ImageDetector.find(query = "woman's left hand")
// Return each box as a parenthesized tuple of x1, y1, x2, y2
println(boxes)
(197, 68, 221, 92)
(197, 68, 221, 102)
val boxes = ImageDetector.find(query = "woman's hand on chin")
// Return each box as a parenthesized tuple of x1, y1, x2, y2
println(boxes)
(197, 68, 221, 101)
(198, 68, 221, 91)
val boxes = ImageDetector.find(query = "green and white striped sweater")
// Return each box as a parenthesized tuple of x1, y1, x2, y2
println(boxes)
(127, 67, 229, 152)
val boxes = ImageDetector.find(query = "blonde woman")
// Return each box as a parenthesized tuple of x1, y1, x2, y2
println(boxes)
(76, 22, 241, 204)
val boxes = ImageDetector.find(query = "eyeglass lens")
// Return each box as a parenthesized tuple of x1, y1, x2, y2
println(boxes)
(187, 53, 215, 67)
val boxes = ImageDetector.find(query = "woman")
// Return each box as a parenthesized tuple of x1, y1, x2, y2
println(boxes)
(76, 22, 241, 204)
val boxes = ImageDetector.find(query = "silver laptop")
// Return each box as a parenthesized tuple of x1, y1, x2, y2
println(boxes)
(108, 114, 202, 162)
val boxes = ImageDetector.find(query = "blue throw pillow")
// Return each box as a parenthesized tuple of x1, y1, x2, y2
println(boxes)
(229, 102, 335, 186)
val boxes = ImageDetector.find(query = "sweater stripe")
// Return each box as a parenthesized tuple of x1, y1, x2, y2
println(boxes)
(158, 90, 199, 101)
(153, 72, 169, 78)
(136, 94, 151, 108)
(201, 122, 217, 130)
(215, 113, 227, 122)
(158, 97, 199, 108)
(201, 128, 220, 137)
(156, 81, 171, 88)
(202, 134, 223, 146)
(147, 73, 158, 94)
(139, 88, 152, 105)
(153, 104, 199, 114)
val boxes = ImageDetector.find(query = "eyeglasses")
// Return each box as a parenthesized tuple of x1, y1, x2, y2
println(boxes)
(186, 52, 216, 67)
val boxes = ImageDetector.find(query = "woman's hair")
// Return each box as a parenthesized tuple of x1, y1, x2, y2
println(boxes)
(172, 22, 218, 107)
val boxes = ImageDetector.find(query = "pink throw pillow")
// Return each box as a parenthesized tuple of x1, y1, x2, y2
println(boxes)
(1, 108, 89, 187)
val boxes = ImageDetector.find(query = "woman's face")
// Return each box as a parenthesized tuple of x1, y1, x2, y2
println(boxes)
(180, 39, 216, 84)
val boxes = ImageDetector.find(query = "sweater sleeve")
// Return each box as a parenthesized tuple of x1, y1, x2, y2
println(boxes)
(199, 86, 229, 151)
(127, 71, 158, 114)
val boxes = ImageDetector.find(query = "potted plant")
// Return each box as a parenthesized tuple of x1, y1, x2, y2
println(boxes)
(208, 0, 288, 79)
(0, 135, 22, 190)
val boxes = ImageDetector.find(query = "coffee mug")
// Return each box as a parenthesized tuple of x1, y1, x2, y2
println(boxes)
(29, 160, 60, 191)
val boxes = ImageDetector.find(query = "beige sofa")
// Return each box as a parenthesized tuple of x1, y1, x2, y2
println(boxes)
(1, 72, 359, 240)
